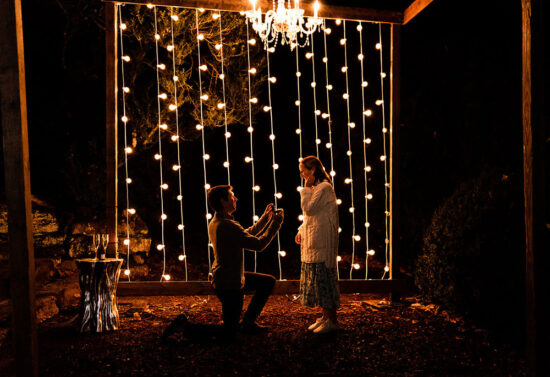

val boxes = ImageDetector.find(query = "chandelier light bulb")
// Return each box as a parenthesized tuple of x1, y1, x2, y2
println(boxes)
(225, 132, 231, 138)
(340, 38, 346, 45)
(376, 99, 383, 105)
(381, 72, 387, 78)
(354, 235, 361, 241)
(296, 71, 301, 77)
(295, 100, 301, 106)
(124, 269, 130, 276)
(161, 213, 167, 220)
(212, 13, 220, 20)
(269, 77, 277, 83)
(120, 23, 127, 30)
(199, 64, 207, 71)
(264, 106, 272, 112)
(358, 53, 364, 60)
(368, 249, 375, 256)
(147, 3, 154, 9)
(305, 52, 313, 59)
(204, 183, 211, 189)
(315, 138, 321, 144)
(155, 33, 160, 40)
(253, 215, 259, 222)
(341, 66, 348, 73)
(163, 274, 171, 281)
(366, 193, 373, 200)
(157, 244, 165, 251)
(335, 19, 342, 25)
(168, 104, 176, 111)
(172, 165, 180, 171)
(198, 33, 205, 40)
(357, 24, 363, 32)
(364, 138, 372, 144)
(362, 81, 368, 87)
(206, 213, 212, 220)
(348, 122, 356, 128)
(267, 47, 275, 53)
(173, 75, 179, 81)
(380, 155, 386, 161)
(384, 266, 390, 272)
(297, 186, 303, 192)
(298, 214, 304, 221)
(272, 163, 279, 170)
(219, 73, 225, 80)
(344, 178, 352, 184)
(383, 127, 388, 133)
(322, 113, 329, 119)
(322, 57, 328, 63)
(349, 207, 355, 213)
(248, 38, 256, 45)
(326, 142, 332, 149)
(326, 84, 333, 90)
(311, 82, 317, 88)
(343, 93, 349, 100)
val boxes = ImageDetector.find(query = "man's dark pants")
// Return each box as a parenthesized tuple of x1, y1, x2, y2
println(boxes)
(215, 272, 276, 336)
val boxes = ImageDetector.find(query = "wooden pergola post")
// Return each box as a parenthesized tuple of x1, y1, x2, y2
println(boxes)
(522, 1, 548, 376)
(389, 23, 400, 299)
(106, 2, 119, 257)
(0, 0, 38, 376)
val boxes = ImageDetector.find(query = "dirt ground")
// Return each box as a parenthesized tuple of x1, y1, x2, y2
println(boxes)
(0, 294, 526, 377)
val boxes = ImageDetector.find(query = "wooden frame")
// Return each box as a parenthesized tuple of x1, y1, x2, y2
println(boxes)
(119, 279, 408, 296)
(104, 0, 409, 296)
(0, 0, 38, 376)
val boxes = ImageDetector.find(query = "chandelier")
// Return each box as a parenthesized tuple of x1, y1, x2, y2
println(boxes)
(245, 0, 323, 50)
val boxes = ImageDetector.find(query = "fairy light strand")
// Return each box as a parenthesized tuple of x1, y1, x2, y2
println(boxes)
(378, 23, 390, 279)
(196, 9, 213, 279)
(118, 4, 132, 280)
(218, 12, 231, 184)
(322, 20, 338, 278)
(245, 21, 259, 272)
(153, 6, 168, 281)
(266, 47, 284, 280)
(357, 21, 372, 279)
(295, 45, 304, 162)
(309, 33, 320, 157)
(169, 7, 188, 281)
(341, 21, 358, 279)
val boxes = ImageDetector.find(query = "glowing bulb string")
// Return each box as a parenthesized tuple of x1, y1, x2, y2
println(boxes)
(195, 9, 213, 279)
(153, 6, 168, 281)
(357, 21, 372, 279)
(294, 45, 304, 163)
(265, 47, 284, 280)
(217, 12, 232, 184)
(169, 7, 188, 281)
(308, 33, 320, 157)
(377, 23, 390, 279)
(322, 20, 338, 279)
(118, 4, 132, 280)
(245, 22, 259, 272)
(341, 21, 358, 279)
(322, 20, 335, 181)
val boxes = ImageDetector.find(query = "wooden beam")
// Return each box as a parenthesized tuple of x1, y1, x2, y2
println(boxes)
(522, 1, 549, 376)
(389, 24, 400, 301)
(105, 3, 119, 257)
(102, 0, 403, 23)
(118, 279, 409, 296)
(403, 0, 434, 25)
(0, 0, 38, 376)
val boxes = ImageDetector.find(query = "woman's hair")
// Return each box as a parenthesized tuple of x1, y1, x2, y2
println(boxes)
(300, 155, 332, 184)
(207, 185, 233, 213)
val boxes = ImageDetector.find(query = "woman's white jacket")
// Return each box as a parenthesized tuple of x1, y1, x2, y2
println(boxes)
(298, 181, 339, 269)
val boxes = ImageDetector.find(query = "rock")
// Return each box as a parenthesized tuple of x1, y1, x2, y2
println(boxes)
(0, 299, 11, 325)
(36, 295, 59, 323)
(57, 260, 78, 278)
(35, 258, 57, 285)
(132, 254, 145, 265)
(128, 264, 149, 278)
(57, 286, 81, 310)
(133, 312, 141, 320)
(0, 327, 9, 348)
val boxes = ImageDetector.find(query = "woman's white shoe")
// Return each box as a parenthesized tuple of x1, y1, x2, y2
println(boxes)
(307, 317, 327, 331)
(313, 319, 339, 334)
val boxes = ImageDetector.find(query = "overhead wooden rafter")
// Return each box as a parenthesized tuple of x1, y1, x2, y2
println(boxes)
(103, 0, 404, 23)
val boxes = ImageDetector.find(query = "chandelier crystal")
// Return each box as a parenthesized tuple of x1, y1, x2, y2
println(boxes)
(245, 0, 323, 50)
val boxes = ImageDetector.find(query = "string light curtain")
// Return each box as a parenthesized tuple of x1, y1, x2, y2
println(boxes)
(216, 12, 232, 185)
(195, 8, 214, 279)
(118, 4, 133, 280)
(245, 23, 260, 272)
(265, 47, 285, 280)
(322, 21, 335, 179)
(152, 5, 170, 282)
(357, 21, 375, 279)
(168, 7, 189, 281)
(307, 34, 320, 157)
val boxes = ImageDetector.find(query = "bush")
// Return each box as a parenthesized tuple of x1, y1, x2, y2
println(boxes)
(415, 168, 524, 342)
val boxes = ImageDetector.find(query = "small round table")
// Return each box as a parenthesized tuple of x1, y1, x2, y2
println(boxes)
(76, 258, 123, 332)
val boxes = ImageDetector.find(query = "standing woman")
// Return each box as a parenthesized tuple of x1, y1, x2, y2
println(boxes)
(295, 156, 340, 333)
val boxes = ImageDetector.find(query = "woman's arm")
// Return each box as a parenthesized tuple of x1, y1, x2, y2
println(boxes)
(300, 182, 332, 215)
